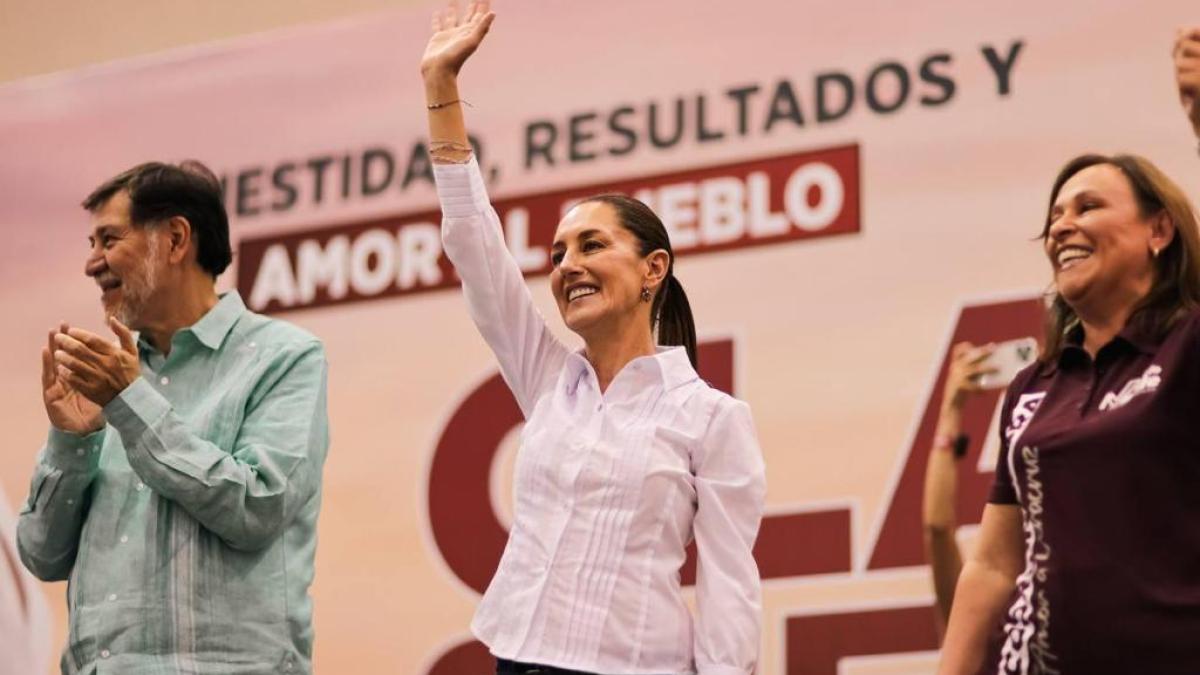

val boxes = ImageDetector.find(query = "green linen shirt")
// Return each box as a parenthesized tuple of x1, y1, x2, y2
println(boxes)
(17, 292, 329, 675)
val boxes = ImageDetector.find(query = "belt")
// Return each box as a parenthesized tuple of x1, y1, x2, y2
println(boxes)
(495, 657, 598, 675)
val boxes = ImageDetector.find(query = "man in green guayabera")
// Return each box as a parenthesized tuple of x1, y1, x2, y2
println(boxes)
(17, 160, 330, 675)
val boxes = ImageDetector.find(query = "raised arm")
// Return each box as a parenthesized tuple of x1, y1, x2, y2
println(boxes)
(1175, 26, 1200, 141)
(923, 342, 995, 634)
(420, 0, 492, 162)
(420, 1, 568, 416)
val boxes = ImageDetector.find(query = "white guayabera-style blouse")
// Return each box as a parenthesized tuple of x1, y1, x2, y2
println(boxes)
(435, 158, 766, 675)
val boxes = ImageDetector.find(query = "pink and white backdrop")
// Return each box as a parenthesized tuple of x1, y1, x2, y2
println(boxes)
(2, 1, 1197, 673)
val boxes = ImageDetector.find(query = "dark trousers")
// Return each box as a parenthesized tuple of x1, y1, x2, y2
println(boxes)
(495, 657, 599, 675)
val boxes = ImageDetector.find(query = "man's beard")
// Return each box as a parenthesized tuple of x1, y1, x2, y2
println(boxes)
(106, 232, 160, 326)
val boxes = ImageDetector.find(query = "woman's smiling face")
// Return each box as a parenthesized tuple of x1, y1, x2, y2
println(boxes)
(549, 200, 655, 339)
(1044, 163, 1161, 314)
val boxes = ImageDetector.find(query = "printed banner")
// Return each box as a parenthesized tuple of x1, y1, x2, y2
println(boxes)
(2, 1, 1198, 673)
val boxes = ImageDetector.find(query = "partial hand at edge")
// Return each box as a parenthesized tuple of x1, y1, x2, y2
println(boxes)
(1175, 26, 1200, 139)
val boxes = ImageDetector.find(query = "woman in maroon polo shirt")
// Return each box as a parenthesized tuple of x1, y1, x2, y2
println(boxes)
(939, 29, 1200, 674)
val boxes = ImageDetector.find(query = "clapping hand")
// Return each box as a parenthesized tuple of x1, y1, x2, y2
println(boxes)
(50, 316, 141, 411)
(42, 324, 104, 434)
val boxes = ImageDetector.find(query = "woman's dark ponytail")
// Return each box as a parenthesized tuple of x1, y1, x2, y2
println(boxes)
(578, 193, 700, 368)
(655, 274, 698, 368)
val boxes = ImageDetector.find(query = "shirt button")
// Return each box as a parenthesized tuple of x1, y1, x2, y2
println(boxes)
(119, 535, 129, 544)
(107, 593, 117, 602)
(100, 650, 111, 659)
(249, 341, 257, 349)
(160, 376, 170, 385)
(136, 482, 145, 491)
(595, 403, 603, 412)
(76, 448, 85, 457)
(66, 499, 74, 505)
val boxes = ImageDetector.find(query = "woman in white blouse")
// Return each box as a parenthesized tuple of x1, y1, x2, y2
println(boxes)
(421, 3, 766, 674)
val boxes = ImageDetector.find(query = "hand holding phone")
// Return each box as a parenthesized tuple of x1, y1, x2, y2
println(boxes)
(976, 337, 1038, 390)
(943, 338, 1039, 412)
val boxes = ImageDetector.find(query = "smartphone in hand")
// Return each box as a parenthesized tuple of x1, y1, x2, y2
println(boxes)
(977, 337, 1039, 389)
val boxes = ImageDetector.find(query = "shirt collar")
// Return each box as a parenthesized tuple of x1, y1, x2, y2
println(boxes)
(1044, 316, 1162, 377)
(565, 345, 699, 392)
(138, 291, 246, 354)
(646, 346, 700, 391)
(1112, 317, 1163, 355)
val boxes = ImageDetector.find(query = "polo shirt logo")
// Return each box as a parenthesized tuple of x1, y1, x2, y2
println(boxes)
(1098, 364, 1162, 412)
(1005, 392, 1046, 450)
(999, 444, 1060, 675)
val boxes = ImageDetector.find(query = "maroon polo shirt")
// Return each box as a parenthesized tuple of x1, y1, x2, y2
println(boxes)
(987, 309, 1200, 674)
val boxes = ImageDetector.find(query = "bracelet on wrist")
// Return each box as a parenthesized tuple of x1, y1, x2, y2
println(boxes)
(427, 98, 472, 110)
(932, 432, 970, 459)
